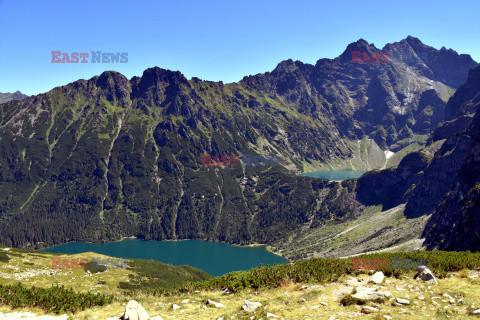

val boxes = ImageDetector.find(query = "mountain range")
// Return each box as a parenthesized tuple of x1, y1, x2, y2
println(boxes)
(0, 91, 28, 104)
(0, 36, 478, 257)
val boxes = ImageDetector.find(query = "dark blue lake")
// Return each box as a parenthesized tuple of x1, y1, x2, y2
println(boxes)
(300, 170, 366, 180)
(42, 238, 288, 277)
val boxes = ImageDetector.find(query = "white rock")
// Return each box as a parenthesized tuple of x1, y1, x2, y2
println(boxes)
(442, 293, 455, 303)
(361, 306, 378, 314)
(383, 315, 393, 320)
(172, 304, 181, 310)
(242, 300, 262, 312)
(266, 313, 278, 318)
(207, 299, 225, 308)
(124, 300, 150, 320)
(415, 266, 438, 284)
(351, 286, 392, 302)
(472, 309, 480, 315)
(371, 271, 385, 284)
(181, 299, 190, 303)
(396, 297, 410, 305)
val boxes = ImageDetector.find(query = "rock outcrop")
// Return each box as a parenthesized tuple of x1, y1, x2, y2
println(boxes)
(124, 300, 150, 320)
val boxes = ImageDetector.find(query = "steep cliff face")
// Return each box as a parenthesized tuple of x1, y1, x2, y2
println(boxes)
(444, 66, 480, 120)
(353, 66, 480, 223)
(424, 147, 480, 249)
(404, 66, 480, 218)
(356, 64, 480, 251)
(356, 151, 431, 210)
(423, 107, 480, 251)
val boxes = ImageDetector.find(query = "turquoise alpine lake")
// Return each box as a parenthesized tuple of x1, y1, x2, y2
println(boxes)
(42, 238, 288, 277)
(300, 170, 366, 180)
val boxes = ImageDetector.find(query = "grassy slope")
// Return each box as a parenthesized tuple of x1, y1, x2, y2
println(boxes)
(0, 247, 211, 295)
(274, 204, 430, 261)
(0, 248, 479, 319)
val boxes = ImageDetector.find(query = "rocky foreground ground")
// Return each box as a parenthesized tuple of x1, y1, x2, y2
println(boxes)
(1, 267, 480, 320)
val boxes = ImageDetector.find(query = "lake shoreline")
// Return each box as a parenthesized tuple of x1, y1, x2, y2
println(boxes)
(42, 237, 289, 261)
(300, 169, 366, 181)
(41, 238, 289, 276)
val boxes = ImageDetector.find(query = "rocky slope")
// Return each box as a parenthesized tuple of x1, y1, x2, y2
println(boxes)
(4, 270, 479, 320)
(422, 67, 480, 251)
(355, 65, 480, 253)
(275, 66, 480, 259)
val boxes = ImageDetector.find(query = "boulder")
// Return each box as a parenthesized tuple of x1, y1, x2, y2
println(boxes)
(242, 300, 262, 312)
(171, 304, 181, 310)
(415, 266, 438, 284)
(370, 271, 385, 284)
(124, 300, 150, 320)
(351, 286, 393, 302)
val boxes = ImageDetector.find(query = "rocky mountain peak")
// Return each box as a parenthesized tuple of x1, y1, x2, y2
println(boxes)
(338, 39, 378, 62)
(0, 90, 29, 103)
(131, 67, 190, 104)
(96, 71, 131, 102)
(271, 59, 313, 78)
(404, 35, 425, 48)
(140, 67, 189, 86)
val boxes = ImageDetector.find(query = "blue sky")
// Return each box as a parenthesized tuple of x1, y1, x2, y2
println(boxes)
(0, 0, 479, 96)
